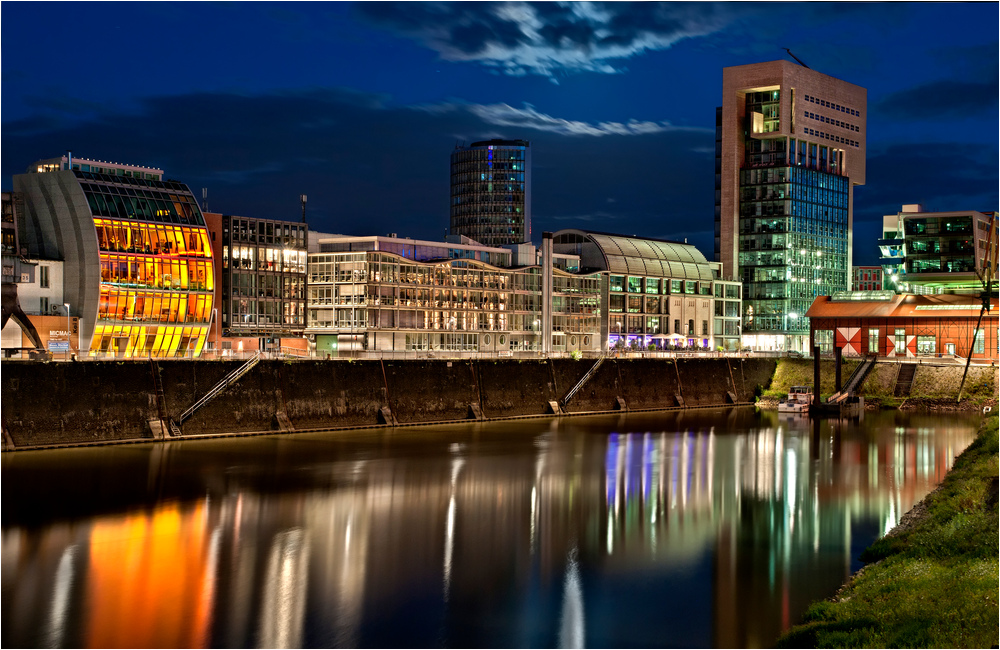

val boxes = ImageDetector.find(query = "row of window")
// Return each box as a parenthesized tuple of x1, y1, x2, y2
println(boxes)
(84, 187, 204, 227)
(90, 324, 207, 358)
(803, 94, 860, 117)
(222, 245, 308, 273)
(609, 276, 712, 295)
(610, 316, 710, 336)
(100, 255, 213, 292)
(225, 218, 307, 247)
(813, 329, 985, 355)
(95, 219, 211, 258)
(803, 111, 860, 133)
(803, 127, 859, 148)
(98, 288, 212, 325)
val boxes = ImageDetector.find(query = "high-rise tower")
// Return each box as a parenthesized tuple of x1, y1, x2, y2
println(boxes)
(716, 60, 866, 351)
(450, 139, 531, 247)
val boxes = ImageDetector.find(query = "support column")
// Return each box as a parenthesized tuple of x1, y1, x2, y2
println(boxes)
(542, 231, 553, 356)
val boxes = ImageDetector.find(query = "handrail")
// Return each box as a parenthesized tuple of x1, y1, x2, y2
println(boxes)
(178, 351, 260, 424)
(560, 356, 606, 407)
(827, 355, 877, 404)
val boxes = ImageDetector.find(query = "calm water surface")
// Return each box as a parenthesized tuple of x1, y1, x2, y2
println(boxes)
(1, 408, 980, 648)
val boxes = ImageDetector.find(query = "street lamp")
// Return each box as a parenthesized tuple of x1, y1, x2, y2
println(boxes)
(64, 303, 71, 359)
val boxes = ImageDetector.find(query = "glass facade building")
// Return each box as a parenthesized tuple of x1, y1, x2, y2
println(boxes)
(717, 61, 866, 351)
(450, 139, 531, 247)
(306, 235, 600, 356)
(880, 205, 998, 294)
(218, 215, 307, 337)
(552, 230, 742, 351)
(14, 155, 215, 357)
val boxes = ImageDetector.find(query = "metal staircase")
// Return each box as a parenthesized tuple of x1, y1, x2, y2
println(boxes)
(827, 355, 878, 404)
(177, 352, 261, 426)
(560, 356, 605, 408)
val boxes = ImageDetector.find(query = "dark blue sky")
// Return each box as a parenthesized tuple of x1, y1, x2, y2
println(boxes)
(3, 2, 997, 265)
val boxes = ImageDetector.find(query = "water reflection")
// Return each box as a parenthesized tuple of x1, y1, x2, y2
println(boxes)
(1, 409, 978, 648)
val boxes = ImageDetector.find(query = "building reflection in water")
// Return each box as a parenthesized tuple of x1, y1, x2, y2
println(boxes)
(0, 410, 978, 648)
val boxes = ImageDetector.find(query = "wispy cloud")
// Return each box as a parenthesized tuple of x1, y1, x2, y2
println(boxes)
(355, 2, 733, 77)
(426, 101, 703, 137)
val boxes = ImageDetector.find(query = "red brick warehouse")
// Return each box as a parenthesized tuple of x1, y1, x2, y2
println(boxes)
(806, 293, 998, 361)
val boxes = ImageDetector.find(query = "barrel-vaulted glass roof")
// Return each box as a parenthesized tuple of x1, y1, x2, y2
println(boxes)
(555, 230, 713, 281)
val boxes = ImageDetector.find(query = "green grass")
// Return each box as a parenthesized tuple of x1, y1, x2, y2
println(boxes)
(777, 415, 999, 649)
(764, 358, 861, 398)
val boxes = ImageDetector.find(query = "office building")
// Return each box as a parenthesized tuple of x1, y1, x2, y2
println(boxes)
(717, 60, 866, 351)
(552, 230, 743, 351)
(13, 154, 214, 357)
(203, 212, 308, 355)
(450, 139, 531, 247)
(879, 204, 997, 294)
(305, 234, 599, 356)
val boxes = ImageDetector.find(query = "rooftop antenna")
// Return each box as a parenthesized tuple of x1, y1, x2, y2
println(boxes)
(783, 48, 810, 69)
(299, 194, 307, 224)
(201, 187, 208, 212)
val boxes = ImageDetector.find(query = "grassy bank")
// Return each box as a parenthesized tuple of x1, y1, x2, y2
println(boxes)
(777, 415, 999, 648)
(764, 358, 998, 405)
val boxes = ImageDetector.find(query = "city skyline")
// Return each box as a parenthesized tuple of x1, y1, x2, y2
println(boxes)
(2, 2, 997, 265)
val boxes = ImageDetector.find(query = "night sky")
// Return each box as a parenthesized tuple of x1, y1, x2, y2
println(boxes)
(3, 2, 997, 265)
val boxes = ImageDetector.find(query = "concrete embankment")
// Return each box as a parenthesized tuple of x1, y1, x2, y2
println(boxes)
(0, 357, 776, 449)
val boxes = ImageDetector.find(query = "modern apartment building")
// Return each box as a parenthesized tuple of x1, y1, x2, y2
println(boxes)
(450, 139, 531, 247)
(717, 60, 866, 351)
(203, 212, 308, 354)
(879, 204, 997, 294)
(13, 154, 214, 357)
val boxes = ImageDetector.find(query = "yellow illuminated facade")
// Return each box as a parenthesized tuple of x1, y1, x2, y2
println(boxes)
(13, 154, 216, 358)
(92, 218, 213, 356)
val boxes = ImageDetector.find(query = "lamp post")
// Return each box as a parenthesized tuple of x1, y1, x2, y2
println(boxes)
(64, 302, 71, 359)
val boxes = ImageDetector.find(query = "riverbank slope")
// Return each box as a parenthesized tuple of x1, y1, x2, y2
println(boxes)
(762, 358, 998, 410)
(776, 415, 999, 648)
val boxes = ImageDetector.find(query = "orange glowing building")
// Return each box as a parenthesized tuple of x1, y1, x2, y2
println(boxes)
(13, 154, 214, 357)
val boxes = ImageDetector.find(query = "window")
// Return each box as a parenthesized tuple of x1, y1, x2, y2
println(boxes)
(702, 320, 709, 336)
(674, 319, 681, 334)
(974, 330, 984, 354)
(894, 328, 906, 354)
(39, 265, 49, 288)
(916, 336, 936, 355)
(688, 319, 695, 335)
(815, 329, 833, 353)
(40, 297, 49, 314)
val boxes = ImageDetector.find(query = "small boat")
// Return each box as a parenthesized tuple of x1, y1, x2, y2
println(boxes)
(778, 385, 813, 413)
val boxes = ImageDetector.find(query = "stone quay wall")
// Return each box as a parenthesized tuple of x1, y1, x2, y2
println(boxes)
(1, 357, 777, 448)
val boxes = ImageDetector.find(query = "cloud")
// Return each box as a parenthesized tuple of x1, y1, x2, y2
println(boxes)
(2, 88, 715, 249)
(877, 80, 1000, 120)
(431, 102, 701, 137)
(354, 2, 733, 77)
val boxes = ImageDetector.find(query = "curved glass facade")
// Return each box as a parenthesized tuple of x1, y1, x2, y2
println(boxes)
(79, 172, 214, 357)
(450, 140, 530, 247)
